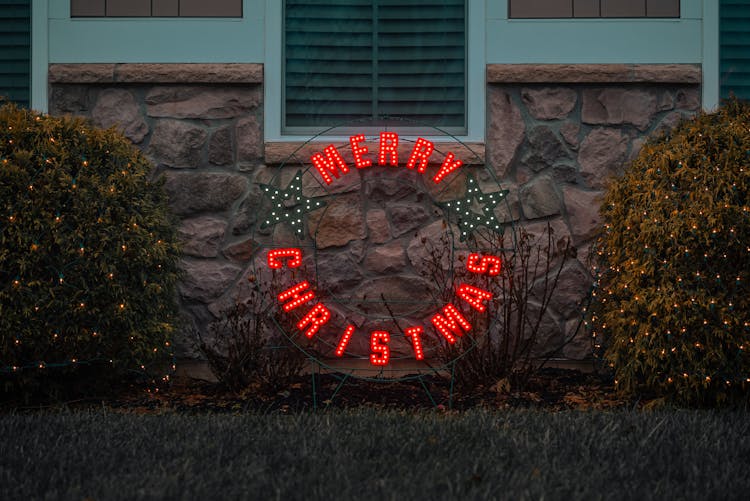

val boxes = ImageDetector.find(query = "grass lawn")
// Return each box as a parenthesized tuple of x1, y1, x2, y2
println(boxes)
(0, 409, 748, 500)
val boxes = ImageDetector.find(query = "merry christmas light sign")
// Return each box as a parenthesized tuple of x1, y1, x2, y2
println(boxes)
(256, 130, 509, 368)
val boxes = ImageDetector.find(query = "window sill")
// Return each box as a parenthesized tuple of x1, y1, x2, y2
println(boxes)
(264, 140, 485, 166)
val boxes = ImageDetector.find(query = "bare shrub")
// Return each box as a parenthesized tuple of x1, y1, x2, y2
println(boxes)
(195, 280, 307, 394)
(437, 224, 583, 391)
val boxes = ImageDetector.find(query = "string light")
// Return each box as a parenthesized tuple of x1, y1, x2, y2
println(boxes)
(439, 175, 508, 242)
(432, 152, 463, 184)
(405, 137, 434, 173)
(431, 304, 472, 344)
(311, 145, 350, 185)
(297, 303, 330, 339)
(259, 171, 326, 236)
(456, 283, 493, 312)
(277, 281, 316, 312)
(467, 253, 502, 276)
(267, 248, 303, 269)
(334, 325, 356, 357)
(406, 326, 425, 360)
(369, 331, 390, 366)
(378, 132, 398, 166)
(349, 134, 371, 169)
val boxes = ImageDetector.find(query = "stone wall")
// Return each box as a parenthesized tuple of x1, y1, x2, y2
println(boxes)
(48, 63, 263, 357)
(47, 63, 701, 361)
(484, 64, 702, 358)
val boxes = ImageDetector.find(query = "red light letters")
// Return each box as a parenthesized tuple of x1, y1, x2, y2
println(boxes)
(467, 253, 502, 276)
(405, 137, 435, 174)
(335, 325, 356, 357)
(370, 331, 390, 366)
(311, 145, 350, 185)
(350, 134, 372, 169)
(456, 284, 493, 313)
(267, 248, 303, 269)
(432, 152, 463, 184)
(309, 131, 466, 185)
(431, 304, 472, 344)
(378, 132, 399, 166)
(297, 303, 331, 339)
(267, 200, 503, 365)
(406, 326, 425, 360)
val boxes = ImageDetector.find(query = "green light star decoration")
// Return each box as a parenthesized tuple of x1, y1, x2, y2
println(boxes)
(259, 170, 326, 237)
(439, 175, 509, 242)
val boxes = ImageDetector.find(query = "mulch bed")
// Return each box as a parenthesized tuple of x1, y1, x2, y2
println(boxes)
(92, 367, 626, 414)
(1, 368, 628, 413)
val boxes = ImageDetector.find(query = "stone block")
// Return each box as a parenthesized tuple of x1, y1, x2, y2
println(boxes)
(536, 260, 592, 319)
(521, 87, 577, 120)
(209, 126, 233, 166)
(560, 121, 580, 149)
(164, 172, 248, 216)
(388, 202, 430, 237)
(521, 176, 562, 219)
(48, 63, 115, 83)
(658, 91, 675, 111)
(308, 193, 365, 248)
(91, 89, 149, 144)
(487, 87, 525, 178)
(236, 116, 262, 167)
(578, 128, 629, 189)
(148, 119, 207, 168)
(406, 219, 453, 277)
(179, 259, 242, 303)
(352, 276, 438, 317)
(562, 186, 603, 244)
(582, 88, 657, 131)
(178, 216, 227, 258)
(675, 87, 701, 111)
(561, 317, 593, 360)
(364, 241, 407, 274)
(315, 251, 364, 294)
(366, 209, 391, 244)
(231, 185, 263, 236)
(221, 237, 259, 262)
(521, 126, 571, 173)
(114, 63, 263, 83)
(146, 86, 261, 119)
(49, 85, 91, 115)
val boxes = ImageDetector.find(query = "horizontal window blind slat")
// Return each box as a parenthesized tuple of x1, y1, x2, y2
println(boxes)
(720, 0, 750, 101)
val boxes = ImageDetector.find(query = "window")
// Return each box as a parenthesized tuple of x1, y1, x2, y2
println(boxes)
(509, 0, 679, 18)
(0, 0, 30, 108)
(283, 0, 466, 134)
(720, 0, 750, 101)
(70, 0, 242, 17)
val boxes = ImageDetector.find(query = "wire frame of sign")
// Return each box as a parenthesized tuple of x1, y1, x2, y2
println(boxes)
(250, 116, 518, 405)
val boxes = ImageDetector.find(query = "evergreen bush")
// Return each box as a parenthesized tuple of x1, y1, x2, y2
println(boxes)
(0, 101, 181, 391)
(593, 99, 750, 405)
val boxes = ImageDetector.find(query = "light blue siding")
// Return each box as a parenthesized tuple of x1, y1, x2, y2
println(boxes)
(47, 0, 264, 63)
(486, 0, 702, 64)
(33, 0, 713, 131)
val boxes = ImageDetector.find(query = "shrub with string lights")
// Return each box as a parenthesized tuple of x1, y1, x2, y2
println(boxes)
(592, 98, 750, 405)
(0, 101, 181, 391)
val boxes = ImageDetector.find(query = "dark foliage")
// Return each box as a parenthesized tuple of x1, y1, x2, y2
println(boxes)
(593, 98, 750, 405)
(0, 101, 181, 396)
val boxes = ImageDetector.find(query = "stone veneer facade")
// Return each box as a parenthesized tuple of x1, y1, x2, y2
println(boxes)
(48, 63, 701, 361)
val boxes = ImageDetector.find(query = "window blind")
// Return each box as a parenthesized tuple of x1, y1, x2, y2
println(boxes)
(0, 0, 30, 108)
(284, 0, 466, 132)
(720, 0, 750, 101)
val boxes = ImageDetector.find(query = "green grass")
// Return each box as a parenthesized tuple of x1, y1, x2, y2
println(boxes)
(0, 409, 748, 500)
